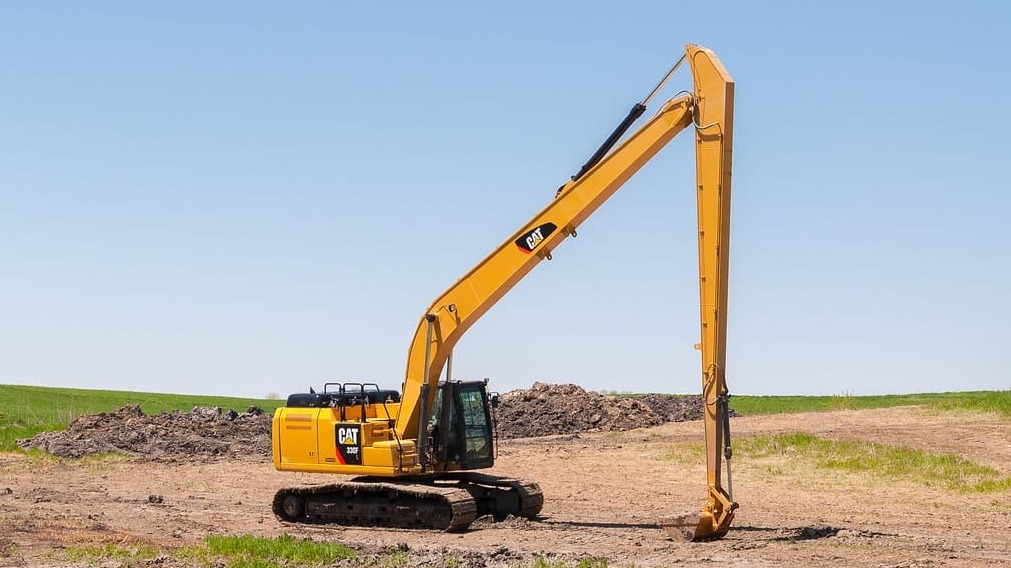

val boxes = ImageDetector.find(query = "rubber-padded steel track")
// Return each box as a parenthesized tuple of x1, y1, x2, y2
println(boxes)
(443, 472, 543, 519)
(272, 481, 477, 531)
(272, 474, 542, 531)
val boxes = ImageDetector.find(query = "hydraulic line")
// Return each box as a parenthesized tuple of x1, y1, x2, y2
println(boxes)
(571, 53, 687, 181)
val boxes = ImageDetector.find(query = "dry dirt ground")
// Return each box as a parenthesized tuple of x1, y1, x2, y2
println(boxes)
(2, 404, 1011, 567)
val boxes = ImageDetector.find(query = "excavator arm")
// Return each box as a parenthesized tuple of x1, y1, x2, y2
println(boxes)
(396, 44, 737, 540)
(672, 44, 738, 541)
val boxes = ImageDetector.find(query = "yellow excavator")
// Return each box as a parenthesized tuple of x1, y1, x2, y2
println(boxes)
(271, 43, 737, 540)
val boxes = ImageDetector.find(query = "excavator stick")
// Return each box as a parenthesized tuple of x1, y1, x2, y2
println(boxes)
(659, 44, 738, 542)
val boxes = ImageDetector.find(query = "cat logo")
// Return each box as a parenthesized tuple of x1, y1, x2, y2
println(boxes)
(335, 424, 362, 465)
(338, 426, 359, 446)
(515, 222, 557, 254)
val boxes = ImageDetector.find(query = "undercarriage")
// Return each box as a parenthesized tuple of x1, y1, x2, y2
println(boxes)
(272, 472, 543, 531)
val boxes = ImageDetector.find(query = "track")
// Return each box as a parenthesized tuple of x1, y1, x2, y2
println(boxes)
(272, 474, 543, 531)
(442, 472, 544, 520)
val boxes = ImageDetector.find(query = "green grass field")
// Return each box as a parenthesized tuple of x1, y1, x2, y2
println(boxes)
(0, 384, 285, 452)
(2, 383, 1008, 453)
(736, 432, 1011, 493)
(729, 390, 1011, 416)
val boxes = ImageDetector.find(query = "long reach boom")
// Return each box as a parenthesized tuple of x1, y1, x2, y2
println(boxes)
(398, 44, 737, 539)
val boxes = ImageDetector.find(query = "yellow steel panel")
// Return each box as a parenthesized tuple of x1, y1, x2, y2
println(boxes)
(687, 43, 736, 540)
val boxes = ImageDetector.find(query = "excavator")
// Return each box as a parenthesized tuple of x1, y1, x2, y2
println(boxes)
(271, 43, 737, 541)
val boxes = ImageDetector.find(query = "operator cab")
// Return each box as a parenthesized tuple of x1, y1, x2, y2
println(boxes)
(427, 380, 496, 470)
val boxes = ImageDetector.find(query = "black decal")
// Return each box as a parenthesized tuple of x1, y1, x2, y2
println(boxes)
(335, 423, 362, 465)
(515, 222, 557, 254)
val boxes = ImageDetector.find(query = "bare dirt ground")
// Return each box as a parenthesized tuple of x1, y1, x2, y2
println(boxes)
(3, 397, 1011, 567)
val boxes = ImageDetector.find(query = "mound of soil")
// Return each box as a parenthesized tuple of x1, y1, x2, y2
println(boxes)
(16, 383, 733, 458)
(493, 382, 723, 439)
(17, 404, 271, 459)
(639, 392, 723, 422)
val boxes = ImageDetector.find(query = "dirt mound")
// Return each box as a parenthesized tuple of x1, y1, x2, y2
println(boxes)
(639, 392, 730, 422)
(17, 404, 271, 459)
(16, 383, 731, 459)
(494, 382, 719, 439)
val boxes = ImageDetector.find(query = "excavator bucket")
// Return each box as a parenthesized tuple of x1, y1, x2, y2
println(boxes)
(660, 513, 704, 542)
(659, 505, 732, 542)
(661, 514, 732, 542)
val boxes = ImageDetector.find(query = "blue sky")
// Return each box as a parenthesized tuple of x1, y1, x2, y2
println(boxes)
(1, 2, 1009, 398)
